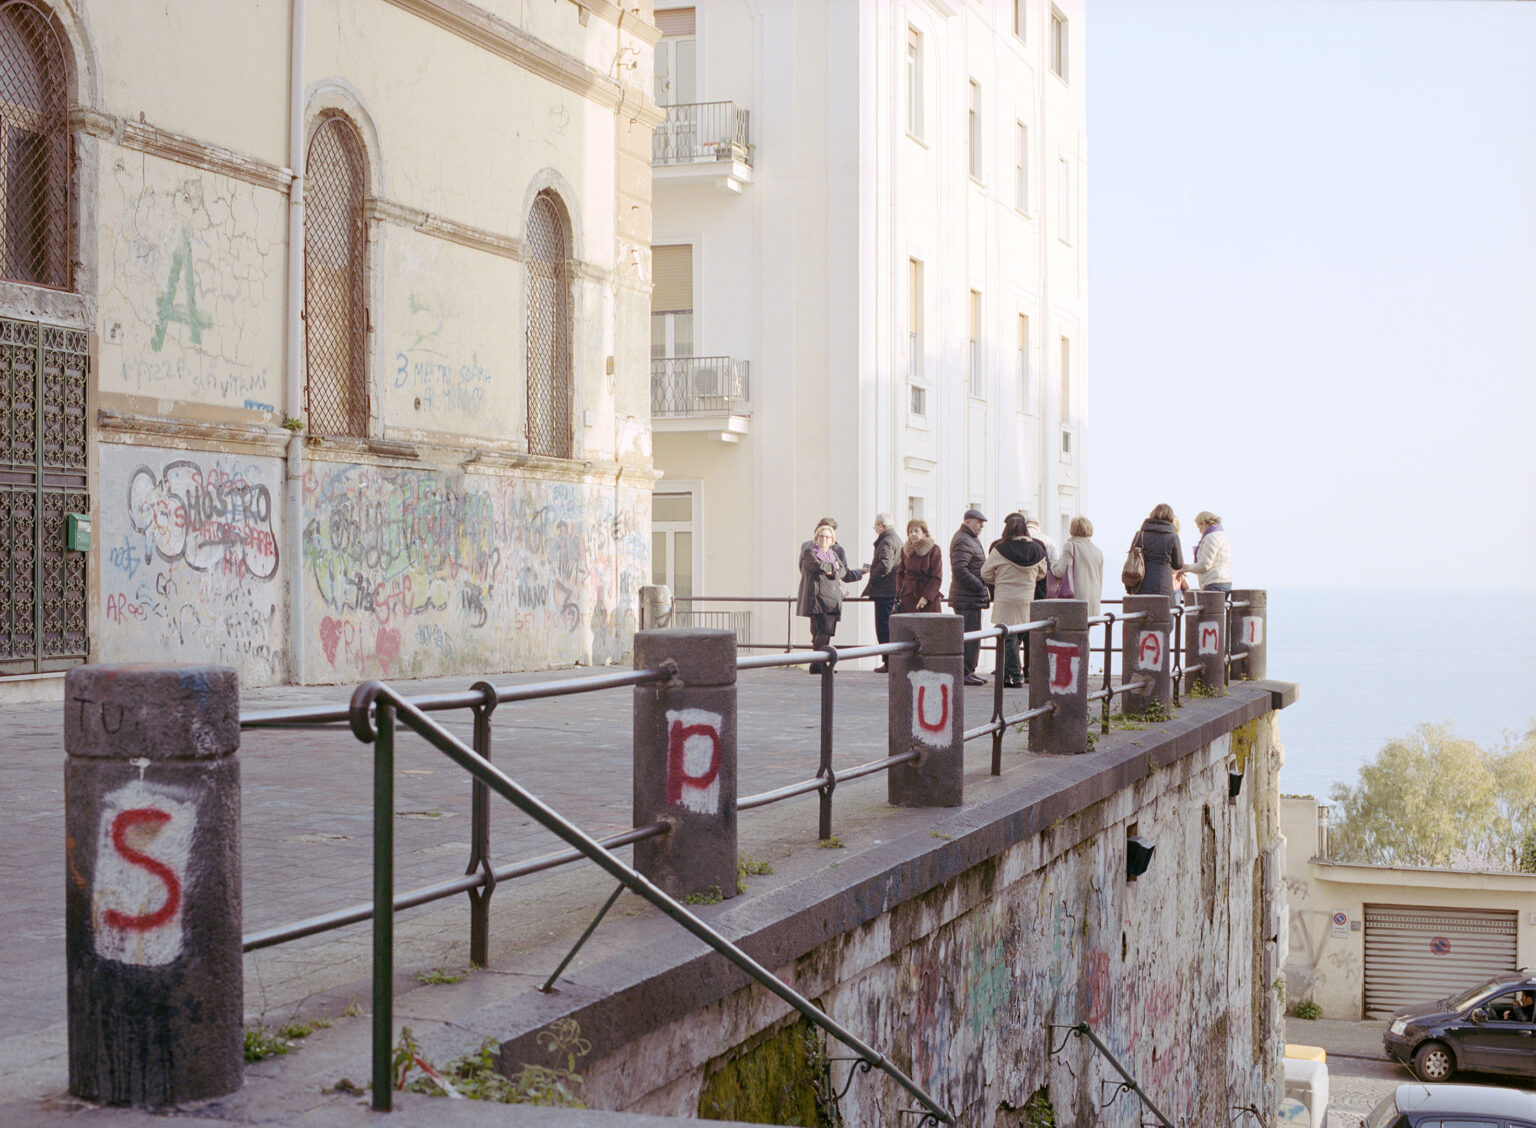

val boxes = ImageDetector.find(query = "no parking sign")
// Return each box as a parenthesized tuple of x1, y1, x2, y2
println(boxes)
(1330, 911, 1347, 938)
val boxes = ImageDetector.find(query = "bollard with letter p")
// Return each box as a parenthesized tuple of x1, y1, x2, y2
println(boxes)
(1121, 595, 1172, 715)
(64, 664, 243, 1108)
(633, 629, 738, 900)
(1027, 599, 1090, 754)
(888, 613, 965, 807)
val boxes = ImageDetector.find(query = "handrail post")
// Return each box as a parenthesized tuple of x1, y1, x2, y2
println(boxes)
(466, 681, 497, 968)
(1190, 591, 1227, 695)
(1100, 612, 1115, 734)
(1229, 589, 1267, 680)
(888, 613, 965, 808)
(633, 629, 739, 900)
(1121, 595, 1173, 715)
(818, 648, 837, 839)
(990, 628, 1007, 774)
(1028, 600, 1089, 754)
(372, 700, 395, 1111)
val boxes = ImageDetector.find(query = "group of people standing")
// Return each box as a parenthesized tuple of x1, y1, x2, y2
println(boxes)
(796, 503, 1232, 686)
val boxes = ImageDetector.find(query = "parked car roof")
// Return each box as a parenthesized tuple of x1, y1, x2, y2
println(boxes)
(1391, 1082, 1536, 1117)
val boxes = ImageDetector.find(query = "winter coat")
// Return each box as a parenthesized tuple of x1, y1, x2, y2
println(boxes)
(796, 541, 861, 618)
(1185, 528, 1232, 588)
(1050, 535, 1104, 618)
(948, 525, 990, 609)
(895, 538, 944, 613)
(981, 538, 1048, 628)
(863, 527, 904, 599)
(1133, 518, 1184, 600)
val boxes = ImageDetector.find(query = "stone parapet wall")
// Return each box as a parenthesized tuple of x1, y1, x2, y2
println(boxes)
(497, 685, 1294, 1126)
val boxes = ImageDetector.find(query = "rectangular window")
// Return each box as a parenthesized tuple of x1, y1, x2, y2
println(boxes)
(1015, 122, 1029, 212)
(969, 290, 984, 397)
(907, 27, 924, 138)
(1051, 8, 1068, 80)
(654, 9, 698, 106)
(909, 257, 926, 417)
(1060, 335, 1071, 420)
(1014, 0, 1027, 39)
(1017, 314, 1031, 411)
(650, 244, 694, 360)
(1058, 156, 1073, 244)
(907, 495, 925, 523)
(968, 80, 982, 180)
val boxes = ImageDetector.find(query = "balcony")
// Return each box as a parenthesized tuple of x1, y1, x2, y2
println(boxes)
(652, 102, 754, 193)
(651, 356, 751, 442)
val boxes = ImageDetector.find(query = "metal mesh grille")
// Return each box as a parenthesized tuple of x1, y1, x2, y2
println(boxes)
(524, 193, 570, 458)
(1, 315, 86, 672)
(304, 115, 368, 437)
(0, 2, 70, 289)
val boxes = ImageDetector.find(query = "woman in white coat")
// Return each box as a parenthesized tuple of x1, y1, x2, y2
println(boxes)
(1050, 515, 1105, 618)
(981, 514, 1048, 687)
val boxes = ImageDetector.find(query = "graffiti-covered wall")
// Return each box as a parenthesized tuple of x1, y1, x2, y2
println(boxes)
(98, 445, 288, 683)
(301, 462, 648, 683)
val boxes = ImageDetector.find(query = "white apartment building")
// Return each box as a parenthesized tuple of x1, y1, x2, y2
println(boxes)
(649, 0, 1088, 650)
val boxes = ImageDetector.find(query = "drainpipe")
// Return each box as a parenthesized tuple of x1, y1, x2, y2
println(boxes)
(285, 0, 307, 684)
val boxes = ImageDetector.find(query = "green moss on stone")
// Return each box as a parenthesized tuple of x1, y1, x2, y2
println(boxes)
(696, 1018, 838, 1126)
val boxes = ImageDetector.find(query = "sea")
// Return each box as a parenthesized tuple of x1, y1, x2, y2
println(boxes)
(1264, 587, 1536, 802)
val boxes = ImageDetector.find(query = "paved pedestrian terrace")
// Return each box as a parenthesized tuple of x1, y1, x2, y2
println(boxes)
(2, 661, 1254, 1124)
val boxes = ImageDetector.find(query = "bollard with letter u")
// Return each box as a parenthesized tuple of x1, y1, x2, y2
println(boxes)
(887, 613, 965, 807)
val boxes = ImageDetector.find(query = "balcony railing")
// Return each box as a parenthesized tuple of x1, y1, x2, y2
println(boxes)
(653, 101, 753, 167)
(652, 355, 750, 416)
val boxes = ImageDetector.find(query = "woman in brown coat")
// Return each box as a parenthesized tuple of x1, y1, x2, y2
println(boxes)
(894, 519, 944, 615)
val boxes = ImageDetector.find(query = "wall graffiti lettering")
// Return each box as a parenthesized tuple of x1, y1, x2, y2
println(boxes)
(394, 350, 493, 416)
(129, 460, 278, 580)
(92, 781, 195, 967)
(150, 226, 212, 351)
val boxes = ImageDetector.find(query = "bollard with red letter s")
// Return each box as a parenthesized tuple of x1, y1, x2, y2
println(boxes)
(64, 664, 243, 1107)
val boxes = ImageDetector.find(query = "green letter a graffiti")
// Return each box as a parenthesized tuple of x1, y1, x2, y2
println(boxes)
(150, 227, 213, 351)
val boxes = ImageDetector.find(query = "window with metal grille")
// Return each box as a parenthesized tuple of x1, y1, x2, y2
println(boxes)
(304, 114, 368, 437)
(525, 191, 571, 458)
(0, 2, 69, 289)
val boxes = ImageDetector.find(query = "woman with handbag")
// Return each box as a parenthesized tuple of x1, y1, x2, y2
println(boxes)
(981, 514, 1048, 688)
(1050, 516, 1104, 618)
(1125, 503, 1183, 600)
(797, 522, 863, 674)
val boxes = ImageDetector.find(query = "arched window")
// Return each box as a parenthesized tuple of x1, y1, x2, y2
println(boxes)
(525, 191, 571, 458)
(304, 114, 368, 437)
(0, 0, 69, 288)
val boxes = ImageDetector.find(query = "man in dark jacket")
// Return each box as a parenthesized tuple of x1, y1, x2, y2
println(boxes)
(948, 509, 989, 685)
(863, 512, 903, 672)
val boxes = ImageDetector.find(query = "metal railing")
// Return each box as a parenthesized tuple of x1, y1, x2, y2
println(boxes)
(652, 101, 753, 167)
(651, 355, 750, 416)
(1048, 1022, 1174, 1126)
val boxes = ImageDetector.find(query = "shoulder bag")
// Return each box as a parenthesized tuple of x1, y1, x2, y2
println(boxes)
(1121, 532, 1145, 594)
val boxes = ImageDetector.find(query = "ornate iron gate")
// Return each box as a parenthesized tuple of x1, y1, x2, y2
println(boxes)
(0, 316, 88, 674)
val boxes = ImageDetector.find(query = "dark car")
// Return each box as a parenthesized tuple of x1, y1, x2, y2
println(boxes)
(1383, 971, 1536, 1082)
(1363, 1083, 1536, 1127)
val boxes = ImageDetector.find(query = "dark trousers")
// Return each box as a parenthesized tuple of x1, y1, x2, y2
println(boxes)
(809, 612, 839, 672)
(958, 605, 983, 673)
(1003, 634, 1023, 683)
(873, 597, 896, 645)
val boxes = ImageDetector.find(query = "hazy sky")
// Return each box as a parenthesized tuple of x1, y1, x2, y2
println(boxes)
(1084, 0, 1536, 590)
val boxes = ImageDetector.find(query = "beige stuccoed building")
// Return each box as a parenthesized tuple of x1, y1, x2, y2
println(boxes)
(648, 0, 1089, 652)
(0, 0, 661, 697)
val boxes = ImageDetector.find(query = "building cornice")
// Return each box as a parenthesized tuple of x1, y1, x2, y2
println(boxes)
(73, 107, 293, 194)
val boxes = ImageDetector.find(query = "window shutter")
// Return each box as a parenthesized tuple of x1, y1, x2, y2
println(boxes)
(655, 7, 696, 36)
(651, 244, 693, 313)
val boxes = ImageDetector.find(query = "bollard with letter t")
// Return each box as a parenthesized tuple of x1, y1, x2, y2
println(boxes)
(888, 613, 965, 806)
(64, 664, 243, 1107)
(1027, 599, 1090, 754)
(633, 629, 738, 900)
(1229, 589, 1267, 680)
(1120, 595, 1173, 715)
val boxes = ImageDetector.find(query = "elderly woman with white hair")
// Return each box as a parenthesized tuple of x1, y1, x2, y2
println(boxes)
(1179, 511, 1232, 592)
(797, 521, 863, 674)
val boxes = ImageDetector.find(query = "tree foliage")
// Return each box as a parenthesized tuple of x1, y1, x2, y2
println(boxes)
(1328, 722, 1536, 870)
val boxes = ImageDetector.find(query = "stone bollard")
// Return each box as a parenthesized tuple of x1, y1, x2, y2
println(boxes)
(1229, 589, 1267, 680)
(633, 629, 737, 900)
(64, 665, 242, 1107)
(639, 584, 673, 629)
(888, 613, 965, 806)
(1027, 599, 1090, 754)
(1188, 590, 1227, 695)
(1120, 595, 1172, 715)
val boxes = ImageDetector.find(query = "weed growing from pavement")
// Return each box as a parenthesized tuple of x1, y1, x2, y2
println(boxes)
(817, 836, 844, 849)
(684, 885, 723, 905)
(394, 1020, 589, 1106)
(417, 967, 468, 985)
(736, 856, 775, 893)
(244, 1024, 292, 1062)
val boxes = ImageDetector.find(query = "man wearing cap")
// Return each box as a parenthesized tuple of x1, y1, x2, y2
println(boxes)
(949, 508, 990, 686)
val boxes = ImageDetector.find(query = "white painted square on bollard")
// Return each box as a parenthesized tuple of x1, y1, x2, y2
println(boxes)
(909, 670, 955, 747)
(1198, 622, 1221, 655)
(1135, 630, 1165, 671)
(1242, 617, 1264, 647)
(1045, 641, 1081, 695)
(665, 708, 723, 815)
(92, 780, 197, 967)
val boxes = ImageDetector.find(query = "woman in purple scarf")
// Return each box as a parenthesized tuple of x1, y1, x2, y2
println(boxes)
(797, 522, 863, 673)
(1180, 511, 1233, 592)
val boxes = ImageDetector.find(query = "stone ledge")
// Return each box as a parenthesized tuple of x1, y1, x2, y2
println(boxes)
(488, 682, 1296, 1070)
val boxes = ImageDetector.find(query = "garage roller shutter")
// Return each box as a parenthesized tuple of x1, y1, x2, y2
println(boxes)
(1363, 904, 1517, 1019)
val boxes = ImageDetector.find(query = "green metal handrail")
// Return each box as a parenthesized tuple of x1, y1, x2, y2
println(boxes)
(349, 679, 955, 1124)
